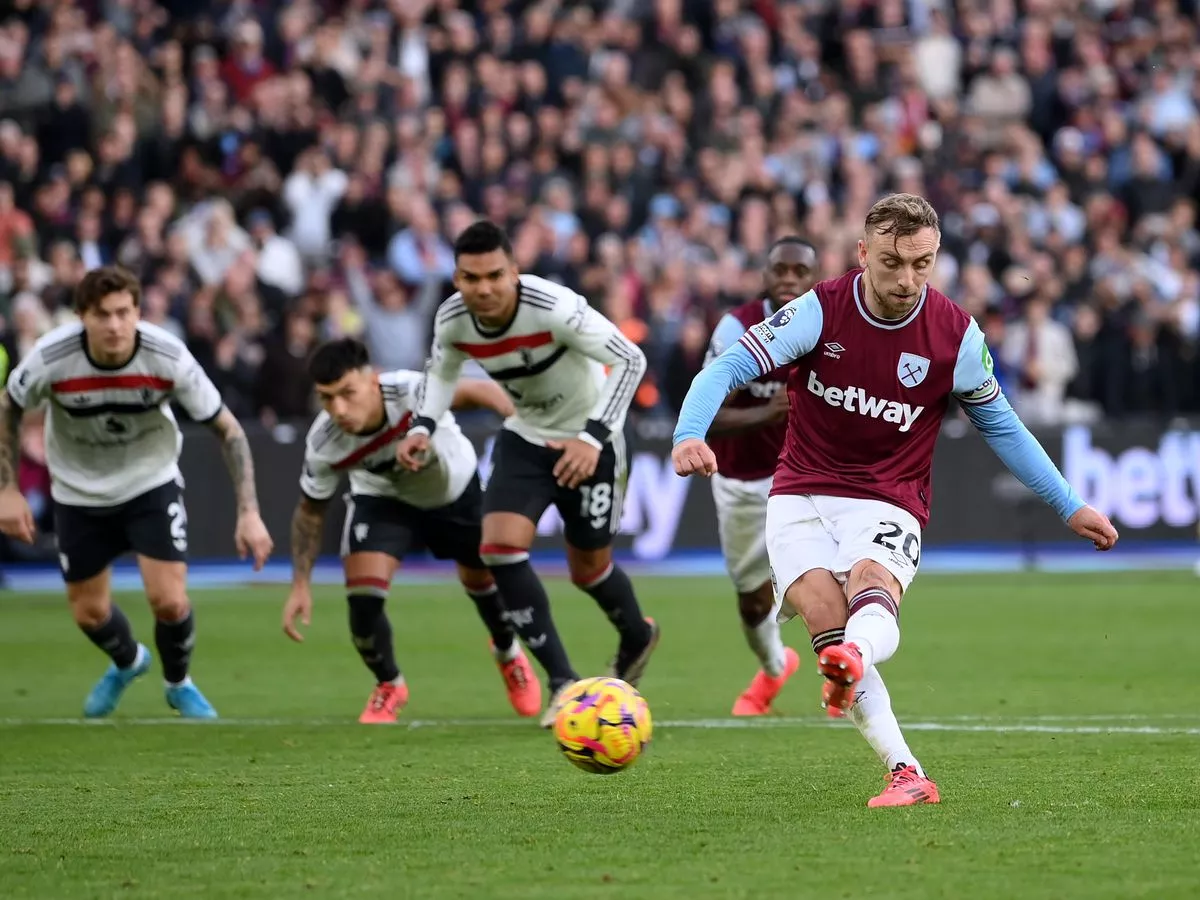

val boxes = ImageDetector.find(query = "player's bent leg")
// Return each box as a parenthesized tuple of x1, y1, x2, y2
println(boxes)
(732, 581, 800, 716)
(343, 552, 407, 724)
(843, 560, 903, 673)
(70, 569, 152, 718)
(456, 564, 541, 718)
(565, 544, 658, 688)
(479, 512, 580, 727)
(827, 501, 935, 806)
(781, 568, 863, 717)
(139, 557, 216, 720)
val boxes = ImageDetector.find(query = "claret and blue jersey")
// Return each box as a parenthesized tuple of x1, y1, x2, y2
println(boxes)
(675, 269, 1085, 528)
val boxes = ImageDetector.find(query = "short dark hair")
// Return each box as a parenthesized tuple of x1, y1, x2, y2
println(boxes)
(453, 220, 513, 260)
(768, 235, 817, 255)
(73, 265, 142, 314)
(308, 338, 371, 385)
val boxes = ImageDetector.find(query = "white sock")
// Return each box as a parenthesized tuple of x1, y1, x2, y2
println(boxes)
(125, 644, 148, 672)
(742, 617, 788, 677)
(493, 641, 521, 663)
(845, 589, 901, 671)
(849, 666, 924, 777)
(166, 674, 192, 689)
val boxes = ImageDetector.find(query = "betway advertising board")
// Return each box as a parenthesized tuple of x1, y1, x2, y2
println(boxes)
(176, 419, 1200, 560)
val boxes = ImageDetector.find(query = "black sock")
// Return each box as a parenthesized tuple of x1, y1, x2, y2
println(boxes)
(812, 627, 846, 655)
(484, 557, 578, 691)
(155, 610, 196, 684)
(466, 584, 517, 654)
(347, 594, 400, 683)
(81, 605, 139, 669)
(576, 563, 652, 648)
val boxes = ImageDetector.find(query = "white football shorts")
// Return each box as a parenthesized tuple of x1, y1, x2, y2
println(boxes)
(765, 494, 922, 623)
(711, 473, 772, 593)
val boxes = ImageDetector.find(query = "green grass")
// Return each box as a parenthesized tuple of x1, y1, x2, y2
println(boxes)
(1, 573, 1198, 899)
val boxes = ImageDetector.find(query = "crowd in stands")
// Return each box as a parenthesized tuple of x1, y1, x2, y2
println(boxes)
(2, 0, 1199, 440)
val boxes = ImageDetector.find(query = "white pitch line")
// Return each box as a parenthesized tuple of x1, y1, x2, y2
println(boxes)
(1, 716, 1198, 735)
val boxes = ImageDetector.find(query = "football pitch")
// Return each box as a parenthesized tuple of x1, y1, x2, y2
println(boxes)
(1, 572, 1197, 899)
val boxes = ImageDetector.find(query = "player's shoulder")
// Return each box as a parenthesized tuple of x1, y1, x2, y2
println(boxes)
(136, 321, 189, 364)
(921, 284, 976, 345)
(518, 274, 594, 327)
(518, 273, 581, 310)
(304, 410, 343, 459)
(26, 320, 84, 366)
(434, 290, 470, 334)
(812, 268, 862, 305)
(726, 298, 771, 329)
(378, 368, 422, 395)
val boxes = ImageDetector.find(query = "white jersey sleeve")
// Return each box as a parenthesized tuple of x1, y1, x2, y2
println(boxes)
(300, 418, 342, 501)
(548, 290, 647, 445)
(6, 341, 52, 411)
(413, 303, 469, 434)
(169, 342, 224, 422)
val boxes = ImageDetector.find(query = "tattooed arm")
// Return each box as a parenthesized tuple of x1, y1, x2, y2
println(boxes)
(289, 494, 329, 588)
(208, 407, 260, 513)
(0, 393, 35, 543)
(207, 407, 274, 567)
(0, 392, 20, 490)
(281, 494, 328, 642)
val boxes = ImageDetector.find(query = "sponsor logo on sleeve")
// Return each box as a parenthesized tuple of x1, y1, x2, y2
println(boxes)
(751, 322, 775, 344)
(768, 307, 795, 328)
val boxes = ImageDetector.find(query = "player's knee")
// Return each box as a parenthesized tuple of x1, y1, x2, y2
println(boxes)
(851, 560, 900, 596)
(147, 591, 189, 622)
(69, 597, 111, 629)
(457, 565, 495, 593)
(66, 577, 112, 628)
(787, 569, 847, 631)
(479, 544, 529, 567)
(737, 589, 773, 626)
(566, 545, 611, 587)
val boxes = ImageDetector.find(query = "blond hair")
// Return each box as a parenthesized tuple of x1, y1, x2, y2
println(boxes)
(864, 193, 940, 239)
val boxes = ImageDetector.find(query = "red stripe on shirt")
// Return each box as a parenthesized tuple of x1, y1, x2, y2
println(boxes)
(51, 375, 175, 394)
(332, 413, 412, 470)
(452, 331, 553, 359)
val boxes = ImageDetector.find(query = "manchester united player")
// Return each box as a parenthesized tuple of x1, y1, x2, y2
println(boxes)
(398, 221, 657, 726)
(671, 194, 1118, 807)
(704, 237, 819, 716)
(0, 266, 274, 720)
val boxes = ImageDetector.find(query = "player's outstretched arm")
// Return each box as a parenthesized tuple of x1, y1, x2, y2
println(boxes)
(702, 313, 788, 436)
(954, 322, 1117, 551)
(0, 392, 35, 543)
(672, 291, 822, 476)
(450, 378, 516, 418)
(962, 397, 1117, 550)
(670, 344, 763, 477)
(283, 494, 329, 642)
(208, 407, 274, 568)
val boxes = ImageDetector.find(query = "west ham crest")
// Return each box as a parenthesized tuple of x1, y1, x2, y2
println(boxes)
(897, 352, 930, 388)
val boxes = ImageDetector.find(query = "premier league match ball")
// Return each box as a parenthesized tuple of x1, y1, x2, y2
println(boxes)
(552, 677, 653, 774)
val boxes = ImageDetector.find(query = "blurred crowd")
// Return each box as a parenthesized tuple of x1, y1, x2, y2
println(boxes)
(1, 0, 1199, 440)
